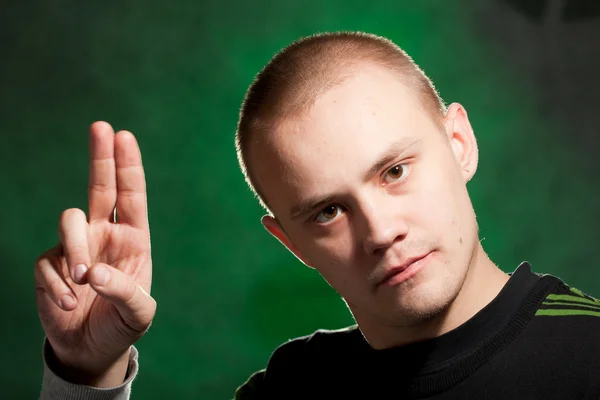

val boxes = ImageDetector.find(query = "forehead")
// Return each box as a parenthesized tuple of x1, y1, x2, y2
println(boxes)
(254, 65, 440, 209)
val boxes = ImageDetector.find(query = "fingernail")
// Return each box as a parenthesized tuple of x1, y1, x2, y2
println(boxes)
(59, 294, 76, 310)
(74, 264, 88, 283)
(93, 266, 110, 287)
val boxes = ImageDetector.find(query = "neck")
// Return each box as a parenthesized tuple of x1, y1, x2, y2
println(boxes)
(354, 244, 509, 349)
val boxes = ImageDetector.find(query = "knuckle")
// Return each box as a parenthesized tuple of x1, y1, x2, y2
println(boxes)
(58, 210, 86, 237)
(34, 253, 52, 273)
(149, 296, 157, 315)
(116, 187, 139, 199)
(89, 182, 113, 193)
(34, 260, 45, 279)
(60, 208, 85, 223)
(33, 261, 45, 283)
(139, 313, 155, 331)
(34, 251, 50, 267)
(139, 294, 157, 326)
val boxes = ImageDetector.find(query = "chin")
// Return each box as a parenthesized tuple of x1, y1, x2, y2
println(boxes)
(393, 276, 462, 323)
(401, 296, 454, 323)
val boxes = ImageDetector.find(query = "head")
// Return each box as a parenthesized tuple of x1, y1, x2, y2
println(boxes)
(236, 32, 481, 340)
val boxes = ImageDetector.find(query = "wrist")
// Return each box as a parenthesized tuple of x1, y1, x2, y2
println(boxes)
(46, 341, 131, 388)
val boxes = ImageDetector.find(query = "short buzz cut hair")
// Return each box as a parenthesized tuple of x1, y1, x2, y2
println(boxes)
(235, 31, 447, 213)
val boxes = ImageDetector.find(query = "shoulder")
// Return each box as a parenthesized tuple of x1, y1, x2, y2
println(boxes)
(263, 325, 362, 385)
(234, 326, 362, 399)
(267, 325, 361, 366)
(506, 276, 600, 390)
(523, 275, 600, 360)
(534, 276, 600, 324)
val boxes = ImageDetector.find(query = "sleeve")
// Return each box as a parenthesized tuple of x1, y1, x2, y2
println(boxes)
(39, 339, 138, 400)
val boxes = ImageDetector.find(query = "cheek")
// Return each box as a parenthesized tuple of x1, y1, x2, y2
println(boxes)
(311, 234, 356, 268)
(300, 234, 363, 288)
(411, 175, 467, 240)
(290, 226, 354, 267)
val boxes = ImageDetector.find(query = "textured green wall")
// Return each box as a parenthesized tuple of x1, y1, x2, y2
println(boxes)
(3, 0, 600, 398)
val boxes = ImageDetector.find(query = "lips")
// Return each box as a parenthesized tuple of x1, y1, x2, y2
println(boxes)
(377, 252, 431, 286)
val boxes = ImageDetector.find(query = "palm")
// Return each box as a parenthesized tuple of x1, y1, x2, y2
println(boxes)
(35, 122, 154, 369)
(39, 224, 150, 354)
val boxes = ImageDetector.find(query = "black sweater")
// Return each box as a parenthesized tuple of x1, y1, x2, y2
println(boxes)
(235, 263, 600, 399)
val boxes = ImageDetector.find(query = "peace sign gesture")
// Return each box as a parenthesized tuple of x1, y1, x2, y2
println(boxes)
(35, 122, 156, 387)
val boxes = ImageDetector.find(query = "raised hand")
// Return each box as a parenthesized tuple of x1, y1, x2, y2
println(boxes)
(35, 122, 156, 387)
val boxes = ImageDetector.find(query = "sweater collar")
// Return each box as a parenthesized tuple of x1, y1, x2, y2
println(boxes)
(358, 262, 541, 367)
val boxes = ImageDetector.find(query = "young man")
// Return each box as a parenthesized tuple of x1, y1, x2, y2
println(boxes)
(37, 32, 600, 399)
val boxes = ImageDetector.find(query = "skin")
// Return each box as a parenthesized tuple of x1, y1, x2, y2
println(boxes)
(254, 64, 510, 349)
(34, 61, 510, 388)
(35, 122, 156, 387)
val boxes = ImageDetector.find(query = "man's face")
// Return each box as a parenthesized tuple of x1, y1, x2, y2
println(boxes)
(252, 64, 480, 327)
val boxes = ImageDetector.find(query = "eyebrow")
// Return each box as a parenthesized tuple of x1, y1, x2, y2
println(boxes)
(289, 137, 422, 220)
(363, 136, 422, 182)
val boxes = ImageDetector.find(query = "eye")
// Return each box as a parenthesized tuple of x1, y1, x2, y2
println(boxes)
(383, 163, 409, 184)
(315, 205, 343, 223)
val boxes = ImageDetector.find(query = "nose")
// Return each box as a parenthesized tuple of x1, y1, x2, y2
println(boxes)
(361, 200, 408, 255)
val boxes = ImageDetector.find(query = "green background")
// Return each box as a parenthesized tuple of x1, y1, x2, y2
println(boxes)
(3, 0, 600, 398)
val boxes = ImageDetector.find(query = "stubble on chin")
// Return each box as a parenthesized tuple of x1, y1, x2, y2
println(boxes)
(382, 269, 463, 328)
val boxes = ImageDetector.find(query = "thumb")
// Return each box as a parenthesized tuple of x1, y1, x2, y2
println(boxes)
(88, 263, 156, 335)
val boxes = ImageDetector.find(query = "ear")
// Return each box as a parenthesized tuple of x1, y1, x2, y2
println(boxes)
(261, 215, 314, 268)
(443, 102, 479, 182)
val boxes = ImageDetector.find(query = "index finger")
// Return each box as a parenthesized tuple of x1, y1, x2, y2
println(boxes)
(114, 130, 149, 230)
(88, 121, 117, 222)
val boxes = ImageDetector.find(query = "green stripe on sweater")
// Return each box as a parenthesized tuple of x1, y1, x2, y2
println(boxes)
(536, 308, 600, 317)
(545, 294, 600, 307)
(541, 301, 600, 311)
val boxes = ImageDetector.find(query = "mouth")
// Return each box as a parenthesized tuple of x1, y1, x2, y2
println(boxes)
(377, 252, 433, 287)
